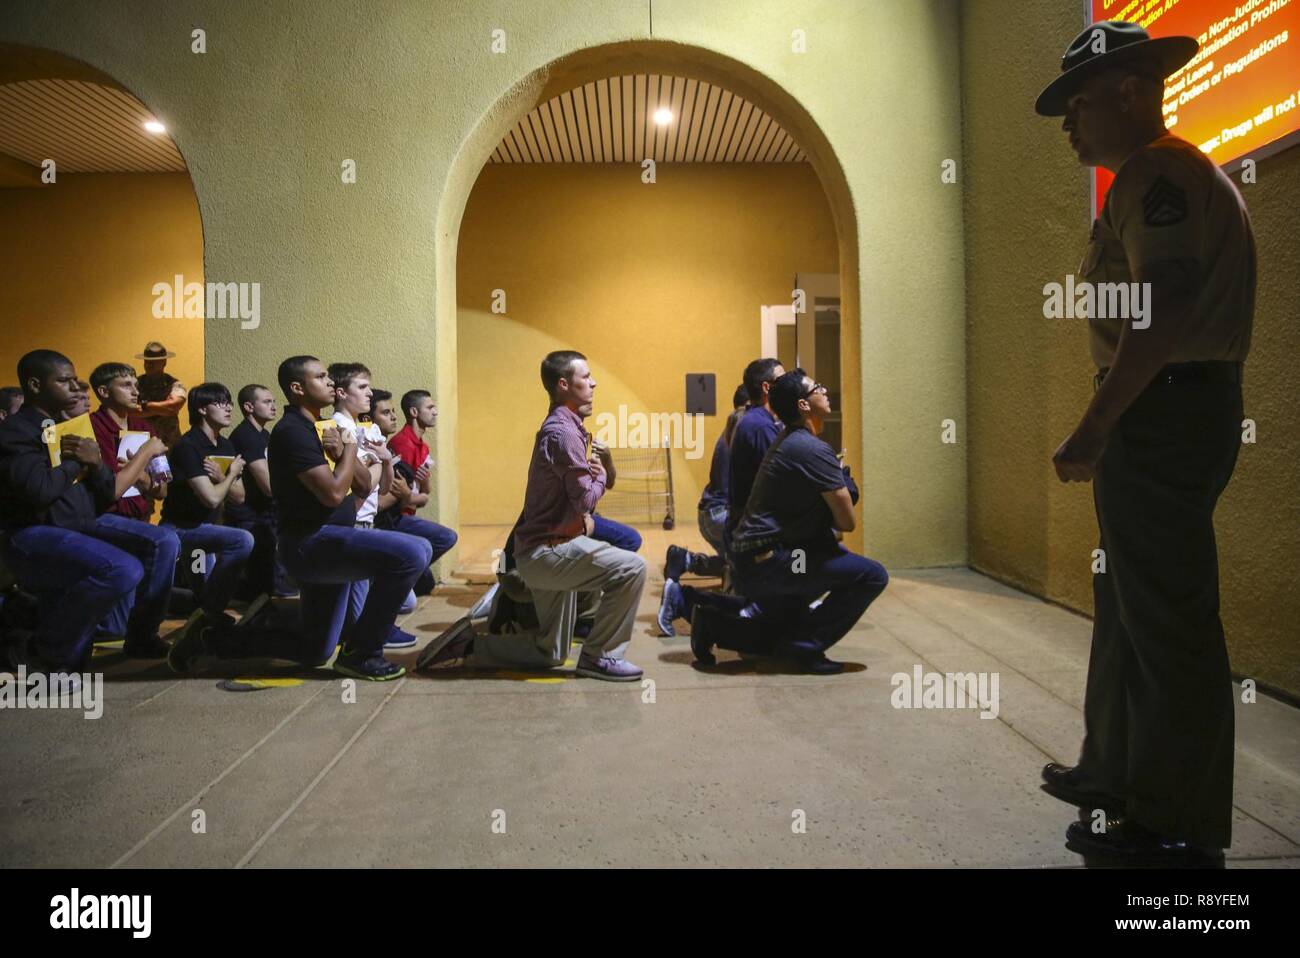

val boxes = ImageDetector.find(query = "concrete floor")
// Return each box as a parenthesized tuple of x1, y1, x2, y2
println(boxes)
(2, 524, 1297, 868)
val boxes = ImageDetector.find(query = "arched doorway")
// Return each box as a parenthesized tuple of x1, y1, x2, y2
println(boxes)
(0, 44, 205, 432)
(432, 40, 861, 560)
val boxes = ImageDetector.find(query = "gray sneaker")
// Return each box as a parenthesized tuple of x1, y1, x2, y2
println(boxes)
(657, 580, 683, 637)
(575, 654, 643, 682)
(468, 582, 499, 621)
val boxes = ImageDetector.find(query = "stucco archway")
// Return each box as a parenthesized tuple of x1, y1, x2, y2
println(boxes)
(432, 39, 862, 554)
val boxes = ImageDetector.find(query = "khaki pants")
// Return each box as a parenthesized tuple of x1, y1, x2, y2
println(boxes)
(469, 535, 646, 670)
(1078, 378, 1242, 848)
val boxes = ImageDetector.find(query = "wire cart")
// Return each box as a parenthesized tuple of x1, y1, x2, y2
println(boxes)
(599, 445, 676, 530)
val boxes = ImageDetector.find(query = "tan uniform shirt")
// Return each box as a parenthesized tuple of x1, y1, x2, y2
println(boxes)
(1081, 133, 1256, 369)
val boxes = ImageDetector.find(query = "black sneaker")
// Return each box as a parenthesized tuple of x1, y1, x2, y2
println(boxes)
(688, 605, 717, 666)
(415, 616, 476, 671)
(122, 634, 171, 658)
(663, 545, 689, 582)
(236, 593, 273, 629)
(166, 610, 210, 674)
(333, 647, 406, 681)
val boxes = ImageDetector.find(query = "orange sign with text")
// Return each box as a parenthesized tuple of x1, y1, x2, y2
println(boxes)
(1091, 0, 1300, 215)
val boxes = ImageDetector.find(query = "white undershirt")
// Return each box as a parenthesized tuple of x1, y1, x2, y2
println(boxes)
(332, 410, 384, 524)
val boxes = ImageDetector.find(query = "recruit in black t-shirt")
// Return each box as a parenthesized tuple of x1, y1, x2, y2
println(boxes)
(374, 457, 416, 531)
(268, 408, 356, 535)
(225, 419, 273, 522)
(161, 426, 236, 528)
(731, 426, 846, 553)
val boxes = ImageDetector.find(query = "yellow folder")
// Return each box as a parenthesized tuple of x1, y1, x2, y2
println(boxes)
(45, 413, 96, 467)
(206, 455, 236, 476)
(315, 419, 339, 461)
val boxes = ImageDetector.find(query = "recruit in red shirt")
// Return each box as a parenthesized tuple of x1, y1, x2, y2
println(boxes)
(387, 423, 431, 516)
(90, 407, 158, 520)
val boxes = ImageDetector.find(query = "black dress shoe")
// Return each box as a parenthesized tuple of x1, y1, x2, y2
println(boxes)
(1065, 819, 1224, 868)
(803, 654, 845, 676)
(1041, 763, 1126, 815)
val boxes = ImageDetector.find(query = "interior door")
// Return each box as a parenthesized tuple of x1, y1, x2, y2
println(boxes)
(794, 272, 842, 454)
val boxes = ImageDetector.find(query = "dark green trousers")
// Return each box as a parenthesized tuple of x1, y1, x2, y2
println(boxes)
(1078, 376, 1242, 848)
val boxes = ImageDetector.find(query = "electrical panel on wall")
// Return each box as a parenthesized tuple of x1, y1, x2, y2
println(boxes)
(686, 373, 716, 415)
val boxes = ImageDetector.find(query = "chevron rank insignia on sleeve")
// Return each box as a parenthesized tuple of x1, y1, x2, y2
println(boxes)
(1142, 175, 1188, 227)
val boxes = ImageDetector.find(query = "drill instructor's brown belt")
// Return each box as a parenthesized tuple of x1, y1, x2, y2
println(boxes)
(1094, 360, 1242, 392)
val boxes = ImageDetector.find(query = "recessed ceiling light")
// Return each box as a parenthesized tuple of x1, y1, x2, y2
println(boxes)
(143, 120, 166, 134)
(653, 107, 672, 126)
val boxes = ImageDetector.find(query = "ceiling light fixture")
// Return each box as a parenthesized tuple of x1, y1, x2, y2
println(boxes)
(653, 107, 672, 126)
(143, 120, 166, 134)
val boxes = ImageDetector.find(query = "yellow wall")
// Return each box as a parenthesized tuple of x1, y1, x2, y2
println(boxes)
(0, 173, 204, 431)
(0, 0, 968, 571)
(456, 163, 837, 524)
(961, 1, 1300, 696)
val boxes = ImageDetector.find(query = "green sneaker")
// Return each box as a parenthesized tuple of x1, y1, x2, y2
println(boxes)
(333, 647, 406, 682)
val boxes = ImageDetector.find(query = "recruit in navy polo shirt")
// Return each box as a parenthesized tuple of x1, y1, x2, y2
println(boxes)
(698, 432, 730, 512)
(727, 405, 783, 529)
(268, 408, 357, 534)
(731, 426, 846, 554)
(162, 426, 236, 528)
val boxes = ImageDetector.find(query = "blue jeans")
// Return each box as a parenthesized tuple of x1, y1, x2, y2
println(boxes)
(95, 515, 181, 642)
(3, 525, 144, 669)
(591, 513, 642, 553)
(280, 524, 432, 662)
(348, 517, 456, 625)
(697, 502, 728, 557)
(734, 543, 888, 657)
(346, 576, 417, 627)
(163, 523, 254, 619)
(391, 514, 458, 563)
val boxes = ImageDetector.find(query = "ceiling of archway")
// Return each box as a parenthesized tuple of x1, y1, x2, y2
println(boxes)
(489, 74, 807, 164)
(0, 78, 186, 174)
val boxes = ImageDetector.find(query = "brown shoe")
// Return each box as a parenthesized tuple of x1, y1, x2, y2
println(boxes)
(415, 616, 476, 671)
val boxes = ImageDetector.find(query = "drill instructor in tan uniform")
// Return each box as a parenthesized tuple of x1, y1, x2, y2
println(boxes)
(1035, 21, 1255, 867)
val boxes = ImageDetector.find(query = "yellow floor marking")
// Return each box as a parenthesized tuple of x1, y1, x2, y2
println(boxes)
(231, 677, 305, 689)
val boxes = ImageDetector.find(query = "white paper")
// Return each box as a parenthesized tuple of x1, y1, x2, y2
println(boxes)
(117, 433, 149, 498)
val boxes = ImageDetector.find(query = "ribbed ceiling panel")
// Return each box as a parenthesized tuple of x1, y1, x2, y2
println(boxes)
(0, 79, 186, 173)
(490, 75, 807, 164)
